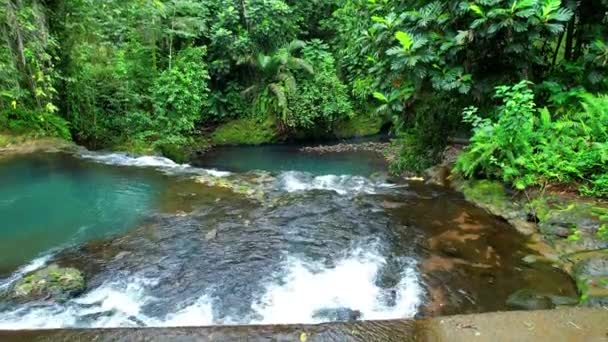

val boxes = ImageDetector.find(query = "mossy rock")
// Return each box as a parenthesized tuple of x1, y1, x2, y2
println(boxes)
(195, 174, 265, 202)
(11, 264, 85, 303)
(572, 250, 608, 307)
(536, 199, 608, 235)
(158, 137, 211, 164)
(212, 116, 278, 146)
(460, 180, 509, 211)
(0, 134, 10, 148)
(457, 180, 525, 222)
(333, 114, 386, 139)
(532, 198, 608, 254)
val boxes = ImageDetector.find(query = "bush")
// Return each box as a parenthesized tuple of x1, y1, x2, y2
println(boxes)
(0, 108, 70, 140)
(151, 46, 211, 147)
(455, 81, 608, 197)
(286, 40, 352, 130)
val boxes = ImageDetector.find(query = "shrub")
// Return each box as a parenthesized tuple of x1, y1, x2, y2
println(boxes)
(456, 81, 608, 197)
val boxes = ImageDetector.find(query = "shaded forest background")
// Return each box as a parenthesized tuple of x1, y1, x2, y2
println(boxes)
(1, 0, 607, 195)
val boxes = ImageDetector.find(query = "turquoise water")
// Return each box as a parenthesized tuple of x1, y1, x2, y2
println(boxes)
(0, 149, 579, 328)
(193, 145, 387, 176)
(0, 154, 163, 274)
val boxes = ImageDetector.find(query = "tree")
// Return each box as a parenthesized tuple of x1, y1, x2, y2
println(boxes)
(243, 40, 313, 130)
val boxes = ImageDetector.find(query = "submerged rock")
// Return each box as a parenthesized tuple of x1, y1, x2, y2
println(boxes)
(506, 289, 555, 310)
(195, 173, 266, 202)
(312, 307, 362, 322)
(506, 289, 578, 310)
(10, 264, 85, 303)
(205, 228, 218, 241)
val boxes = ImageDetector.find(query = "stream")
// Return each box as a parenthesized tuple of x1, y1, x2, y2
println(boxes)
(0, 145, 577, 329)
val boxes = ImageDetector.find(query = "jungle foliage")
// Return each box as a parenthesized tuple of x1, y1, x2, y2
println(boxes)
(0, 0, 606, 196)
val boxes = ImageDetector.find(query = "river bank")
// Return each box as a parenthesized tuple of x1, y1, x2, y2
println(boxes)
(300, 139, 608, 310)
(0, 308, 605, 341)
(0, 133, 76, 159)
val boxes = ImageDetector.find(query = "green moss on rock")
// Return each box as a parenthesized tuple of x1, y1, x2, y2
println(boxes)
(212, 116, 278, 146)
(461, 180, 509, 210)
(333, 114, 385, 139)
(12, 264, 85, 303)
(571, 250, 608, 307)
(0, 134, 10, 148)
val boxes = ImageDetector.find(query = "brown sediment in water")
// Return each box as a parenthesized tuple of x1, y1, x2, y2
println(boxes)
(0, 308, 605, 342)
(383, 183, 579, 316)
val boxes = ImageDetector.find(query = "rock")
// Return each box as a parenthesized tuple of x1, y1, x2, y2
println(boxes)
(312, 307, 362, 322)
(300, 142, 390, 155)
(424, 166, 451, 187)
(205, 228, 218, 241)
(571, 250, 608, 307)
(535, 198, 608, 252)
(11, 264, 85, 303)
(455, 179, 537, 236)
(195, 174, 265, 202)
(506, 289, 555, 310)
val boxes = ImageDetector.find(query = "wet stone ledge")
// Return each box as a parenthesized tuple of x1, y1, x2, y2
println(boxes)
(0, 308, 606, 342)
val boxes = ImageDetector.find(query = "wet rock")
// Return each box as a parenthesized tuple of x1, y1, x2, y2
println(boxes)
(195, 174, 265, 202)
(423, 165, 451, 187)
(506, 289, 555, 310)
(571, 250, 608, 307)
(10, 264, 85, 303)
(300, 142, 390, 155)
(205, 228, 218, 241)
(455, 180, 536, 235)
(535, 200, 608, 250)
(312, 307, 362, 322)
(506, 288, 579, 310)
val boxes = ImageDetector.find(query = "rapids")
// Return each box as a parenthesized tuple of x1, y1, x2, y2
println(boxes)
(0, 147, 577, 329)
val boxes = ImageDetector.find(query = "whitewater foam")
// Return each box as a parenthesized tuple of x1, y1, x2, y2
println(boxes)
(0, 250, 421, 329)
(251, 251, 421, 324)
(80, 151, 231, 177)
(276, 171, 398, 195)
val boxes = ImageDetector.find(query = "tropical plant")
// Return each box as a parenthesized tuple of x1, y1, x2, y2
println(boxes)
(243, 40, 313, 129)
(456, 81, 608, 197)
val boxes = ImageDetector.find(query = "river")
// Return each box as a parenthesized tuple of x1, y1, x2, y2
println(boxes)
(0, 145, 577, 329)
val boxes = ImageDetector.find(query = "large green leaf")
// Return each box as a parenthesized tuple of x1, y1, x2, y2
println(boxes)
(395, 31, 413, 51)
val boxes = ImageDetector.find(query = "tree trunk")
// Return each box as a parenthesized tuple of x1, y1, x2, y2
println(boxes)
(552, 31, 565, 67)
(238, 0, 248, 28)
(564, 17, 575, 61)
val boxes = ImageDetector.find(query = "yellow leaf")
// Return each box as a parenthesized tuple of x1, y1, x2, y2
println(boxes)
(11, 100, 17, 109)
(299, 332, 308, 342)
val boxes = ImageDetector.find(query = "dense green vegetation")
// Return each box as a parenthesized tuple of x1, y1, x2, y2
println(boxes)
(0, 0, 606, 196)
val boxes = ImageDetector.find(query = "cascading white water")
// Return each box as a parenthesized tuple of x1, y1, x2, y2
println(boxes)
(276, 171, 400, 195)
(0, 151, 423, 330)
(80, 151, 231, 177)
(0, 249, 421, 329)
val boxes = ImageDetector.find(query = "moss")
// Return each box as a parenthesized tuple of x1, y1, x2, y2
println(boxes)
(212, 116, 278, 146)
(460, 180, 509, 212)
(333, 114, 385, 139)
(0, 132, 31, 148)
(13, 264, 85, 302)
(158, 137, 211, 164)
(0, 134, 10, 148)
(113, 139, 156, 155)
